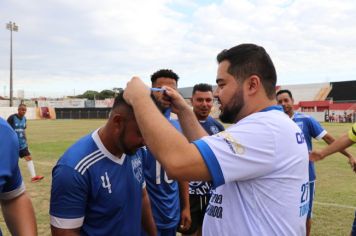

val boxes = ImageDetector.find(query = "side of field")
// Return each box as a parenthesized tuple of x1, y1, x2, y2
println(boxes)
(0, 120, 355, 236)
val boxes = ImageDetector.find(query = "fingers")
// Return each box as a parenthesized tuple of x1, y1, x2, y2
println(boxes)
(349, 158, 356, 173)
(179, 218, 191, 231)
(123, 76, 150, 105)
(179, 211, 192, 231)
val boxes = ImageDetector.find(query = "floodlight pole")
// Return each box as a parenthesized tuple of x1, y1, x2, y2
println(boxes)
(6, 21, 18, 107)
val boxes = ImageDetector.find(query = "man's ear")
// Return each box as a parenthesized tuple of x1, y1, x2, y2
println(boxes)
(244, 75, 261, 96)
(112, 113, 124, 128)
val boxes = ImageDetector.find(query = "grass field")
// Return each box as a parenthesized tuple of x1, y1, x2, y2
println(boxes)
(0, 120, 355, 235)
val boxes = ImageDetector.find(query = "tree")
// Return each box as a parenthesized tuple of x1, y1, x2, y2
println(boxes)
(76, 90, 99, 100)
(99, 89, 115, 99)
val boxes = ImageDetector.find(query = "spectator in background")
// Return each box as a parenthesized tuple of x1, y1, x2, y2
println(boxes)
(0, 117, 37, 235)
(7, 104, 44, 182)
(180, 83, 224, 236)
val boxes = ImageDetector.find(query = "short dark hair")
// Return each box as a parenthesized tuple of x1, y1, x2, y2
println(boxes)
(192, 83, 213, 95)
(150, 69, 179, 84)
(111, 91, 133, 115)
(276, 89, 293, 99)
(217, 43, 277, 99)
(18, 103, 26, 108)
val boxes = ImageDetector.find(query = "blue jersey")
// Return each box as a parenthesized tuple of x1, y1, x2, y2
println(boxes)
(199, 116, 225, 136)
(7, 114, 27, 150)
(0, 118, 25, 236)
(292, 112, 326, 181)
(143, 109, 181, 229)
(189, 116, 225, 196)
(50, 130, 145, 236)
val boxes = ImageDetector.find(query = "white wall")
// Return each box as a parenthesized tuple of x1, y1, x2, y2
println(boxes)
(303, 112, 325, 122)
(0, 107, 37, 120)
(37, 99, 86, 108)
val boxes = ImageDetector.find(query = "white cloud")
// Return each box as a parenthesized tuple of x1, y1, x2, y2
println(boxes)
(0, 0, 355, 98)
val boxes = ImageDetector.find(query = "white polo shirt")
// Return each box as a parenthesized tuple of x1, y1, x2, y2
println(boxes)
(193, 106, 309, 236)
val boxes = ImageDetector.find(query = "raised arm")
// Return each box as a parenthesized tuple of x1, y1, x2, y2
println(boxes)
(156, 86, 208, 141)
(124, 77, 211, 181)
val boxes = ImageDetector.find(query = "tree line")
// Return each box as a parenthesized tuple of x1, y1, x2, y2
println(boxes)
(75, 88, 122, 100)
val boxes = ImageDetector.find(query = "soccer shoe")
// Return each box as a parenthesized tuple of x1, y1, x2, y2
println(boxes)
(31, 175, 44, 183)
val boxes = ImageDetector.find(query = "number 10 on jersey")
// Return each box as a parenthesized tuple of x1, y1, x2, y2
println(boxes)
(155, 161, 173, 184)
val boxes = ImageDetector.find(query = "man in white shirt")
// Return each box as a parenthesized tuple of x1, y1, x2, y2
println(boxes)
(124, 43, 309, 235)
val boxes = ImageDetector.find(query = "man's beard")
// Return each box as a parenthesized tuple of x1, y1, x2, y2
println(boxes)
(219, 89, 244, 124)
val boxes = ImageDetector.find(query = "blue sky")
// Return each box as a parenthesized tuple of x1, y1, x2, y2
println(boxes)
(0, 0, 355, 98)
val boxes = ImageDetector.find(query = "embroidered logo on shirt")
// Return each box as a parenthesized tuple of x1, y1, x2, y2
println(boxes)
(210, 126, 220, 134)
(101, 172, 112, 194)
(217, 131, 245, 155)
(131, 155, 143, 183)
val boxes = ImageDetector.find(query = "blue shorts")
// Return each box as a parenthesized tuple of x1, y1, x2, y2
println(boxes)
(307, 181, 316, 219)
(351, 211, 356, 236)
(142, 227, 176, 236)
(19, 147, 31, 158)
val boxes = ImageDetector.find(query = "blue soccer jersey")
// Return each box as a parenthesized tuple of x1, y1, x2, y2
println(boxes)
(189, 116, 224, 196)
(7, 114, 28, 150)
(50, 129, 145, 236)
(292, 112, 326, 181)
(199, 116, 225, 136)
(0, 118, 25, 235)
(143, 109, 181, 230)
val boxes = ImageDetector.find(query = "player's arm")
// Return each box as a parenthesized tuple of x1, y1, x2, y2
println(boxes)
(311, 133, 356, 172)
(124, 77, 211, 181)
(178, 181, 191, 231)
(6, 115, 14, 128)
(50, 165, 87, 236)
(51, 226, 80, 236)
(166, 86, 209, 141)
(141, 187, 157, 236)
(322, 133, 354, 160)
(0, 124, 37, 236)
(1, 192, 37, 236)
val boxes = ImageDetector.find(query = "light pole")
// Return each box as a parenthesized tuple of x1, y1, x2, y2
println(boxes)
(6, 21, 18, 107)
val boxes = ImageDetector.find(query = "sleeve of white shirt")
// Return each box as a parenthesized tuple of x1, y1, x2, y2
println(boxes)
(193, 121, 276, 188)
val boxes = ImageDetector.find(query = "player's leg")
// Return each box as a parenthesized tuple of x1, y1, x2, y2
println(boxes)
(306, 181, 316, 236)
(20, 147, 44, 182)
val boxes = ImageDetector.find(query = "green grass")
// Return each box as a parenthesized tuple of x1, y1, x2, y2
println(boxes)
(311, 123, 356, 236)
(0, 120, 355, 235)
